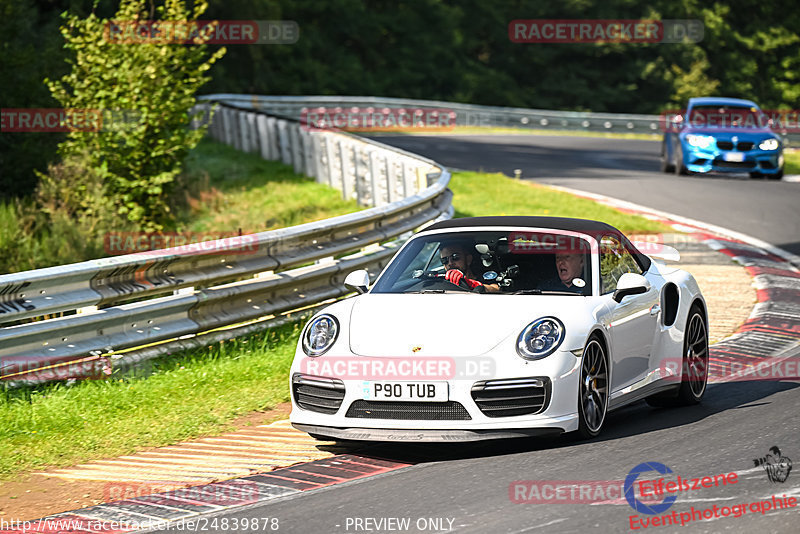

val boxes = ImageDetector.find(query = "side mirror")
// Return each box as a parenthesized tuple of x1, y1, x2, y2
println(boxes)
(344, 269, 370, 294)
(613, 273, 650, 303)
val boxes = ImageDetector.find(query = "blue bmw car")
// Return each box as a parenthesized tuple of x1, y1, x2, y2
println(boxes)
(661, 97, 785, 179)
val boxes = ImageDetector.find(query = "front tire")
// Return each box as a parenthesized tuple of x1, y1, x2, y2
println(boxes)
(577, 337, 609, 439)
(660, 141, 675, 173)
(674, 145, 688, 175)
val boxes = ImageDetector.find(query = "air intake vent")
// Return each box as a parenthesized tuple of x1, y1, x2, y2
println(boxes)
(345, 400, 471, 420)
(471, 377, 551, 417)
(292, 374, 345, 414)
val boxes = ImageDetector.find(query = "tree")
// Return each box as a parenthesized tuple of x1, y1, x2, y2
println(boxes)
(46, 0, 226, 230)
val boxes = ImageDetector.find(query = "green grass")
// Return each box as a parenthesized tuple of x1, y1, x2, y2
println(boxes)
(449, 170, 670, 234)
(0, 162, 670, 480)
(784, 149, 800, 175)
(0, 324, 299, 480)
(178, 139, 360, 233)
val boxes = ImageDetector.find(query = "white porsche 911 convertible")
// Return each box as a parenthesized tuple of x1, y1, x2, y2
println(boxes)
(289, 216, 709, 442)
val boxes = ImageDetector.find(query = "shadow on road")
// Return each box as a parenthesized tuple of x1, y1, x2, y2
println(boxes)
(322, 380, 798, 465)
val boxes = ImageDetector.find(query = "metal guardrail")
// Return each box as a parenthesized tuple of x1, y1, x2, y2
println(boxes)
(0, 101, 452, 386)
(201, 94, 799, 145)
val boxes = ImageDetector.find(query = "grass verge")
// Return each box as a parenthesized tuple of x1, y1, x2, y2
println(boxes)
(0, 170, 670, 479)
(784, 149, 800, 175)
(0, 324, 299, 480)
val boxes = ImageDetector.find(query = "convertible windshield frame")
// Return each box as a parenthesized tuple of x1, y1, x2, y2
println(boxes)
(370, 226, 602, 296)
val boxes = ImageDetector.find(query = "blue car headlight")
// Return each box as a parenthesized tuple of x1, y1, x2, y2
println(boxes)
(685, 134, 715, 149)
(758, 138, 780, 151)
(302, 314, 339, 356)
(517, 317, 565, 360)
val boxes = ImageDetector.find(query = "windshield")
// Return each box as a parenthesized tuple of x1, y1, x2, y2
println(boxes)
(371, 231, 593, 295)
(687, 105, 767, 129)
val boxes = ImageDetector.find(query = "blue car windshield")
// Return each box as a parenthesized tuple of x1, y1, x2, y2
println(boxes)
(688, 105, 766, 129)
(370, 231, 592, 295)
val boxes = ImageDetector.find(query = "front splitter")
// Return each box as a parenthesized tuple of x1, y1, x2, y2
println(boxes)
(293, 423, 564, 442)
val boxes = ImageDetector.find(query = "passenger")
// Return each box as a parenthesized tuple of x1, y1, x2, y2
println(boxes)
(540, 251, 587, 293)
(439, 242, 500, 293)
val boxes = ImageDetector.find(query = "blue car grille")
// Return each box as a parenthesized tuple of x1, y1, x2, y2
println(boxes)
(716, 140, 754, 151)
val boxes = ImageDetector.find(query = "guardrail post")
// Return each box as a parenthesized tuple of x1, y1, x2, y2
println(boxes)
(266, 117, 278, 160)
(312, 133, 325, 184)
(221, 108, 233, 146)
(278, 121, 290, 165)
(368, 151, 380, 207)
(339, 141, 351, 200)
(245, 112, 257, 153)
(236, 111, 247, 152)
(401, 161, 410, 197)
(256, 114, 270, 160)
(386, 156, 397, 203)
(290, 124, 302, 174)
(324, 136, 336, 188)
(354, 145, 365, 206)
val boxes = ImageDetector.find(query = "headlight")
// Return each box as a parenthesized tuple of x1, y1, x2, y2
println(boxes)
(759, 138, 780, 151)
(302, 314, 339, 356)
(685, 134, 714, 149)
(516, 317, 565, 360)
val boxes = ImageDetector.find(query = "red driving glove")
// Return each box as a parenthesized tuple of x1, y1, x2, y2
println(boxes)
(445, 270, 482, 289)
(445, 269, 464, 285)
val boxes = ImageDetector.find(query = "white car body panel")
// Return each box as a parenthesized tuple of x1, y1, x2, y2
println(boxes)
(289, 219, 707, 441)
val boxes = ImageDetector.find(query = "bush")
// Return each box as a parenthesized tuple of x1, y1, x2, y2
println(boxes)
(45, 0, 226, 231)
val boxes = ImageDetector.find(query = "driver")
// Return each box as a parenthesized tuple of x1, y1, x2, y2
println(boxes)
(439, 242, 500, 292)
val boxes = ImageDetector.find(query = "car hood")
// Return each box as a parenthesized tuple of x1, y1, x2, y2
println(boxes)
(682, 126, 776, 138)
(347, 293, 591, 357)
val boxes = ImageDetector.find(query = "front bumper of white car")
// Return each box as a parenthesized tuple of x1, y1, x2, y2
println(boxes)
(289, 349, 583, 442)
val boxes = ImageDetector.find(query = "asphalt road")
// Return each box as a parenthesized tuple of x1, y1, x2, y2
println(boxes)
(372, 134, 800, 256)
(150, 381, 799, 534)
(146, 133, 799, 534)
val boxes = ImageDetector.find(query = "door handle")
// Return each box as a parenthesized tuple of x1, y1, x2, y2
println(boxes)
(650, 304, 661, 316)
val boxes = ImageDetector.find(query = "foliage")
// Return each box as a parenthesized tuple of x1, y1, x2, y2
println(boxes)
(3, 0, 798, 199)
(0, 139, 361, 274)
(45, 0, 226, 230)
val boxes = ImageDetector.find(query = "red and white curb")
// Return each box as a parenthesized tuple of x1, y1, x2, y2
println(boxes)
(0, 455, 413, 533)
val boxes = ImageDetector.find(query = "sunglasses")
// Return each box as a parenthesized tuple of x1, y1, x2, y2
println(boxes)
(440, 253, 461, 266)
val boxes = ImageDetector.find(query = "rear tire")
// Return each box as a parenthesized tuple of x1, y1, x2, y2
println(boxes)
(646, 305, 708, 407)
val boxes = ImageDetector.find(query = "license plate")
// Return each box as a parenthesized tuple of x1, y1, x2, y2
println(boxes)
(362, 381, 448, 401)
(723, 152, 744, 162)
